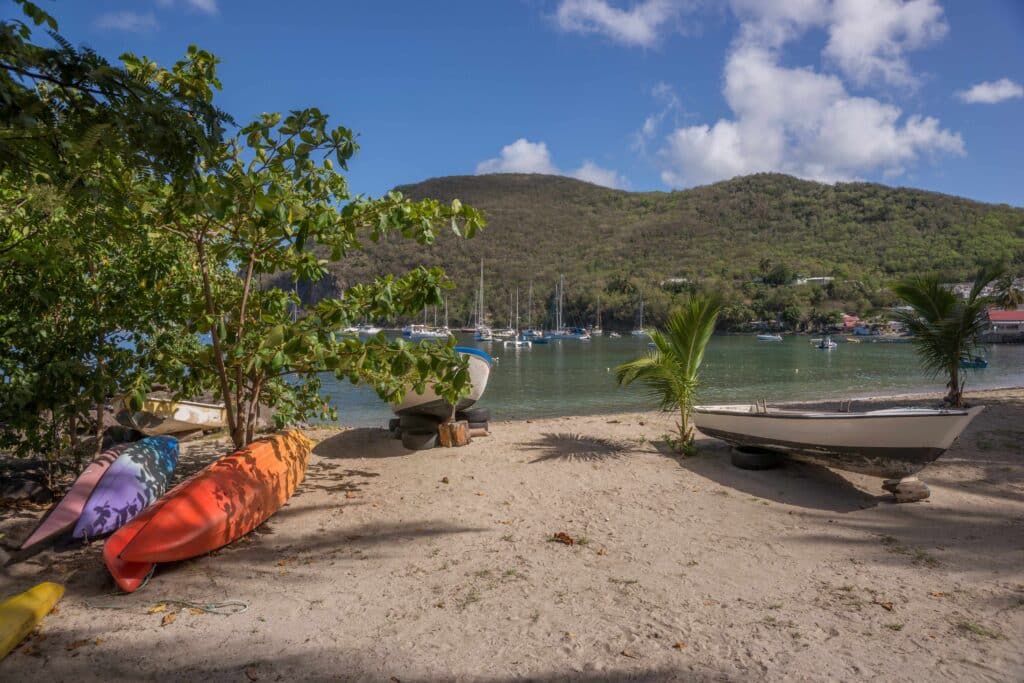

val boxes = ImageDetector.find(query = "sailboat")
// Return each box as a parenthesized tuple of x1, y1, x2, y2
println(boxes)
(591, 294, 603, 336)
(522, 281, 545, 341)
(631, 291, 649, 337)
(547, 274, 590, 340)
(473, 259, 493, 341)
(493, 290, 516, 338)
(504, 288, 531, 349)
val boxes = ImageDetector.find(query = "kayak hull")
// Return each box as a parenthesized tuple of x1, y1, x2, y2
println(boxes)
(72, 436, 178, 540)
(0, 582, 64, 660)
(19, 443, 130, 549)
(103, 430, 311, 593)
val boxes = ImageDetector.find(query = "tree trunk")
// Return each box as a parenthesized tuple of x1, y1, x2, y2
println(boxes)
(948, 364, 962, 407)
(196, 239, 241, 448)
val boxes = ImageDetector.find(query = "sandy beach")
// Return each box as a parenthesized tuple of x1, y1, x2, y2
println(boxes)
(2, 387, 1022, 682)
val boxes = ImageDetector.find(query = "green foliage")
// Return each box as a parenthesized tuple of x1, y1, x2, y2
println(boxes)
(616, 294, 722, 451)
(312, 173, 1024, 331)
(891, 265, 1003, 407)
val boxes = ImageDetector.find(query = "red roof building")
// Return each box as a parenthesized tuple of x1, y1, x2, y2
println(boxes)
(988, 309, 1024, 330)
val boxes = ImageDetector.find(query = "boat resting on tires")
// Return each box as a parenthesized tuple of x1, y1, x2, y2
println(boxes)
(692, 404, 982, 479)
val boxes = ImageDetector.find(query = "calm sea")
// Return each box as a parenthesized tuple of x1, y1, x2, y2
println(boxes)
(319, 334, 1024, 427)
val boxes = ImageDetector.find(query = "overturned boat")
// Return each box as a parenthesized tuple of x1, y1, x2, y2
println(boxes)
(115, 397, 227, 436)
(692, 404, 983, 480)
(392, 347, 493, 420)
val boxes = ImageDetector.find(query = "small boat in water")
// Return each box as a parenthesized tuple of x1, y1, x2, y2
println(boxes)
(692, 404, 983, 480)
(815, 336, 838, 350)
(757, 334, 783, 342)
(393, 347, 493, 419)
(960, 356, 988, 369)
(115, 397, 227, 436)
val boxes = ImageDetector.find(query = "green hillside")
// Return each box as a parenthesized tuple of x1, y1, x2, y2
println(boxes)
(308, 173, 1024, 331)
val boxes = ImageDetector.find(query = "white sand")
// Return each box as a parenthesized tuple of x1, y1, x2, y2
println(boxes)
(1, 388, 1022, 682)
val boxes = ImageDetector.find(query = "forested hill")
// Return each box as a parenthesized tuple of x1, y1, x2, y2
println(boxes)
(312, 173, 1024, 330)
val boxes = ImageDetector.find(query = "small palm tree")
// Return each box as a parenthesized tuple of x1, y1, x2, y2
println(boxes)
(892, 265, 1003, 408)
(992, 271, 1023, 310)
(616, 294, 721, 451)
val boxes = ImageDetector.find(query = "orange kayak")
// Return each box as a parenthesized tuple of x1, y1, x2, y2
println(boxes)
(103, 431, 312, 593)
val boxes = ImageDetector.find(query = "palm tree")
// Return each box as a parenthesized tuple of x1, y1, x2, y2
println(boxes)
(891, 265, 1003, 408)
(615, 294, 721, 451)
(992, 271, 1023, 310)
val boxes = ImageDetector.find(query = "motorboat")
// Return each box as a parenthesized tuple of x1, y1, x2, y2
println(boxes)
(692, 403, 983, 480)
(757, 334, 783, 342)
(816, 336, 838, 350)
(115, 397, 227, 436)
(392, 347, 493, 419)
(404, 324, 450, 341)
(960, 356, 988, 369)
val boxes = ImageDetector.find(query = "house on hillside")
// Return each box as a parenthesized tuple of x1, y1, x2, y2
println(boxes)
(982, 309, 1024, 343)
(794, 276, 834, 286)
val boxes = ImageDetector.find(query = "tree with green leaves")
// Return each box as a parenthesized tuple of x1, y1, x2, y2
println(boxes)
(615, 294, 721, 453)
(892, 265, 1004, 408)
(157, 108, 485, 448)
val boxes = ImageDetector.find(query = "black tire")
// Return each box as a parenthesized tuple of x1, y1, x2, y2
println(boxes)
(402, 430, 438, 451)
(467, 421, 488, 431)
(730, 446, 783, 470)
(388, 418, 401, 432)
(457, 407, 490, 423)
(399, 414, 444, 432)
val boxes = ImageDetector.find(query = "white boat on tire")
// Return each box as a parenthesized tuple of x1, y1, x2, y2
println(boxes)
(692, 404, 983, 480)
(115, 397, 227, 436)
(392, 347, 493, 420)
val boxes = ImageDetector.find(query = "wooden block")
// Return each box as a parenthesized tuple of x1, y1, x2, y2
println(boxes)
(438, 420, 471, 447)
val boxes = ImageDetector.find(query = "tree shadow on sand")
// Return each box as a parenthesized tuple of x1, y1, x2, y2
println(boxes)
(522, 432, 630, 463)
(664, 439, 883, 513)
(313, 428, 411, 460)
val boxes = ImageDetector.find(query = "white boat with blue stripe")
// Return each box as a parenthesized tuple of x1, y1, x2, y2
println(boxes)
(392, 347, 494, 419)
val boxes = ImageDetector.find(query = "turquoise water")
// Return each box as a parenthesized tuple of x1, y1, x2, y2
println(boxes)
(321, 335, 1024, 427)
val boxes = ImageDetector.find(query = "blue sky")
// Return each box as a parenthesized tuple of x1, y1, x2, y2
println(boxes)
(24, 0, 1024, 205)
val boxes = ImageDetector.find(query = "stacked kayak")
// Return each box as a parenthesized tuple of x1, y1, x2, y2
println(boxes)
(72, 436, 179, 540)
(104, 430, 312, 593)
(0, 582, 64, 660)
(18, 437, 178, 548)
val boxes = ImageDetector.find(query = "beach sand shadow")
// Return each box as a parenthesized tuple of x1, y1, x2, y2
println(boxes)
(522, 432, 629, 463)
(313, 428, 410, 460)
(670, 439, 882, 512)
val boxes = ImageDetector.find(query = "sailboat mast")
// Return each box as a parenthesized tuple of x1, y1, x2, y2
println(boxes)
(479, 259, 485, 326)
(527, 281, 533, 330)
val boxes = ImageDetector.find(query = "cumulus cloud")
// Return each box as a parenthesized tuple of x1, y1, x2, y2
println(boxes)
(476, 139, 626, 188)
(571, 161, 629, 188)
(956, 78, 1024, 104)
(156, 0, 219, 13)
(823, 0, 948, 87)
(554, 0, 688, 47)
(476, 139, 558, 175)
(95, 11, 158, 32)
(658, 46, 963, 187)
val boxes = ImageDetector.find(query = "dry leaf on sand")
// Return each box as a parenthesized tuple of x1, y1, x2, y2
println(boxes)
(551, 532, 574, 545)
(161, 612, 177, 627)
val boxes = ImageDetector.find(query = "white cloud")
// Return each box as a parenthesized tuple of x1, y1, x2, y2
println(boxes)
(476, 139, 557, 175)
(823, 0, 948, 87)
(571, 161, 628, 188)
(157, 0, 219, 14)
(956, 78, 1024, 104)
(554, 0, 687, 48)
(476, 139, 626, 188)
(659, 46, 963, 186)
(95, 11, 157, 32)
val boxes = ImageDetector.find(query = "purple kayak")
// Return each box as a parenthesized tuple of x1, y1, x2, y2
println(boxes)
(72, 436, 179, 541)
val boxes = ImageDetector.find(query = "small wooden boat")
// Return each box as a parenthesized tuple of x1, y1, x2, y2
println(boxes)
(0, 582, 64, 660)
(19, 443, 131, 549)
(393, 347, 493, 419)
(72, 436, 178, 540)
(693, 404, 983, 480)
(104, 431, 311, 593)
(115, 397, 227, 436)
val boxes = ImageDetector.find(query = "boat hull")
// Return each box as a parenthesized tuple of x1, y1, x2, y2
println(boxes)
(72, 436, 178, 540)
(393, 347, 492, 419)
(103, 431, 311, 593)
(693, 405, 983, 479)
(0, 582, 64, 661)
(19, 443, 131, 549)
(116, 398, 227, 436)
